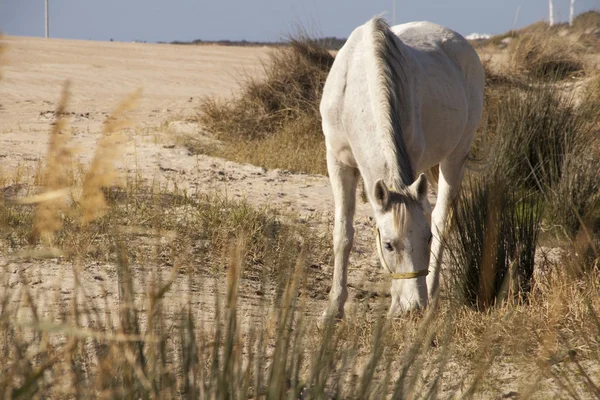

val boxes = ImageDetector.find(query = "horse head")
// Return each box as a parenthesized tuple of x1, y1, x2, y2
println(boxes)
(372, 173, 432, 315)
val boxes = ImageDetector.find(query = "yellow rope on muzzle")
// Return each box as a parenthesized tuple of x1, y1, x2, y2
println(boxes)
(375, 227, 429, 280)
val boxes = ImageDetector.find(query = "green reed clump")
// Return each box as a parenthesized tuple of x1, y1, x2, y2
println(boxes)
(445, 177, 542, 308)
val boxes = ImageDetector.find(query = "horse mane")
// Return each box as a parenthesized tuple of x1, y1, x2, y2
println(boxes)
(369, 17, 415, 188)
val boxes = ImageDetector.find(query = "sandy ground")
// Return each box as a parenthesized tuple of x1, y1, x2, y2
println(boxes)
(0, 36, 570, 397)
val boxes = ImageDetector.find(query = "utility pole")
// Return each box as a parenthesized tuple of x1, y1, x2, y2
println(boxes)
(45, 0, 49, 38)
(548, 0, 554, 26)
(569, 0, 576, 26)
(512, 5, 521, 30)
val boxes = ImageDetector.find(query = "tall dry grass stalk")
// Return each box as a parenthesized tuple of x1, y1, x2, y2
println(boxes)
(80, 89, 140, 225)
(26, 84, 140, 247)
(32, 82, 75, 245)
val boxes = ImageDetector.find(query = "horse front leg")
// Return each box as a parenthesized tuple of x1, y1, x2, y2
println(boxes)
(427, 157, 465, 302)
(325, 151, 358, 320)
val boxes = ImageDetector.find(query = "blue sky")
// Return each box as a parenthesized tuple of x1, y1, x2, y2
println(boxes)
(1, 0, 599, 42)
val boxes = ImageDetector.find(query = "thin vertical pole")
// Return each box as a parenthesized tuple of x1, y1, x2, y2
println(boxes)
(45, 0, 49, 38)
(569, 0, 575, 26)
(548, 0, 554, 26)
(512, 5, 521, 30)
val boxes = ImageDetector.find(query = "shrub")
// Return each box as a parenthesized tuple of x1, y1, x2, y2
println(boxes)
(445, 177, 542, 308)
(582, 73, 600, 111)
(197, 37, 333, 174)
(488, 85, 586, 193)
(572, 10, 600, 33)
(447, 77, 599, 307)
(549, 142, 600, 239)
(485, 81, 600, 240)
(200, 37, 333, 140)
(509, 33, 584, 80)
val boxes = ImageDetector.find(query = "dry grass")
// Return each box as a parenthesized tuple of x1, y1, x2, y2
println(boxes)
(475, 21, 560, 50)
(201, 115, 327, 175)
(466, 71, 600, 260)
(509, 33, 585, 80)
(572, 10, 600, 34)
(1, 87, 600, 399)
(30, 83, 75, 246)
(80, 89, 139, 225)
(445, 45, 600, 353)
(583, 72, 600, 110)
(195, 36, 333, 175)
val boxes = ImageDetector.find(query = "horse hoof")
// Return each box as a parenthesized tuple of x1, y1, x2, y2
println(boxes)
(317, 309, 343, 331)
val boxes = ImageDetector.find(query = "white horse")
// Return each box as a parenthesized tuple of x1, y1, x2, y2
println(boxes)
(320, 17, 484, 318)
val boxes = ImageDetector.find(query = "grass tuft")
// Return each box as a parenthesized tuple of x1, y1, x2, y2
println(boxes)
(448, 74, 600, 308)
(445, 178, 542, 308)
(196, 35, 333, 174)
(509, 33, 585, 80)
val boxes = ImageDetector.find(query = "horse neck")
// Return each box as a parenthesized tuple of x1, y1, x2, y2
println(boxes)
(366, 18, 415, 191)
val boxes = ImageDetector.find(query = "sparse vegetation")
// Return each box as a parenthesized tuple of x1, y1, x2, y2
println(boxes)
(3, 10, 600, 399)
(583, 72, 600, 110)
(550, 149, 600, 239)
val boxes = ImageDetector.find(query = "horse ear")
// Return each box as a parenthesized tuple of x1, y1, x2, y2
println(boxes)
(410, 173, 428, 202)
(373, 179, 390, 210)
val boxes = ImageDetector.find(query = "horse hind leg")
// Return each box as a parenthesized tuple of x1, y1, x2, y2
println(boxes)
(325, 150, 359, 320)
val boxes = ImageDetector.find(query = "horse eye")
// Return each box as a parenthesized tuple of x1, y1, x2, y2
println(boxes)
(384, 242, 393, 252)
